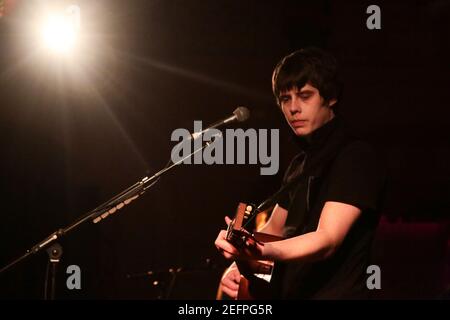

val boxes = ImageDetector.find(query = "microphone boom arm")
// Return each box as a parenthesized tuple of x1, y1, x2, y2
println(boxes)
(0, 133, 222, 275)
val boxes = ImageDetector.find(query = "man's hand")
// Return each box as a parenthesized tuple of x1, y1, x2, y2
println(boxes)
(215, 217, 265, 260)
(219, 262, 241, 299)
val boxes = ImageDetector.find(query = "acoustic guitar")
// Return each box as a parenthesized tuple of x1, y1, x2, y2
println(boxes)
(225, 202, 283, 299)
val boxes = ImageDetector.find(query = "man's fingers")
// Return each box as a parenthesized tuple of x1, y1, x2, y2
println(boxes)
(221, 286, 238, 299)
(221, 278, 239, 291)
(222, 250, 236, 260)
(215, 242, 239, 259)
(214, 230, 228, 248)
(215, 230, 239, 257)
(225, 216, 232, 226)
(217, 230, 227, 240)
(232, 271, 241, 282)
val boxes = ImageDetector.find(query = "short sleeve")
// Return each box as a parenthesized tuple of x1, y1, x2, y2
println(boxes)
(325, 141, 386, 212)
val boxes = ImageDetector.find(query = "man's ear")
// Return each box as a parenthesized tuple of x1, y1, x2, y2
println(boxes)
(328, 99, 337, 108)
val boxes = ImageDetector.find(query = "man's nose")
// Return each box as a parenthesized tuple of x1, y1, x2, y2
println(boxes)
(288, 98, 301, 114)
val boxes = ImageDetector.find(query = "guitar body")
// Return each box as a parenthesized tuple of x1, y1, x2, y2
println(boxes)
(226, 203, 283, 300)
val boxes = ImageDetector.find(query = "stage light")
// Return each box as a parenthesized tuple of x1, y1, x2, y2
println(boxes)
(42, 16, 76, 53)
(40, 5, 80, 54)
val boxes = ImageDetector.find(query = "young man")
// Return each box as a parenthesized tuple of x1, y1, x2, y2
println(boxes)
(215, 47, 386, 299)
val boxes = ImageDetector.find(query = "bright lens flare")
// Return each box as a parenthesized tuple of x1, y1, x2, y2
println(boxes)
(41, 15, 78, 53)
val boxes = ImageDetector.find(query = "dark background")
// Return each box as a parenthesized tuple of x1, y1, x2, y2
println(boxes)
(0, 0, 449, 299)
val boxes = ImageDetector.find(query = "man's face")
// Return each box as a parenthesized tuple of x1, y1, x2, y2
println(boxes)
(278, 83, 336, 137)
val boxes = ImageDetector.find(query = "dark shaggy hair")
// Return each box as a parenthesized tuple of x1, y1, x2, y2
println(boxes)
(272, 47, 343, 110)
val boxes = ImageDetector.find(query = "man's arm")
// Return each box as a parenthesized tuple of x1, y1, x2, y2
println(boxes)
(216, 201, 361, 263)
(262, 201, 361, 262)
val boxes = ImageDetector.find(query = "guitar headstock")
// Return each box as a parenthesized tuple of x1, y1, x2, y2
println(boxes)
(226, 203, 259, 248)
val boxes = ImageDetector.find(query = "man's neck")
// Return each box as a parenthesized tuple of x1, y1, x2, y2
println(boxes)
(304, 112, 335, 143)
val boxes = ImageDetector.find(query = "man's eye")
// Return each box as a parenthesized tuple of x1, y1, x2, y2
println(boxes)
(280, 96, 290, 103)
(300, 94, 311, 100)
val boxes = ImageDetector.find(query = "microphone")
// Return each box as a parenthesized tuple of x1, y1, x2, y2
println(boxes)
(191, 106, 250, 140)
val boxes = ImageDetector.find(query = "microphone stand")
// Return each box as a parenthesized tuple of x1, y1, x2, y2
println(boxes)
(0, 133, 223, 299)
(125, 258, 221, 299)
(44, 243, 63, 300)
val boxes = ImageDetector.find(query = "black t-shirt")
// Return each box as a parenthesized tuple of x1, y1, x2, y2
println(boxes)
(272, 117, 386, 299)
